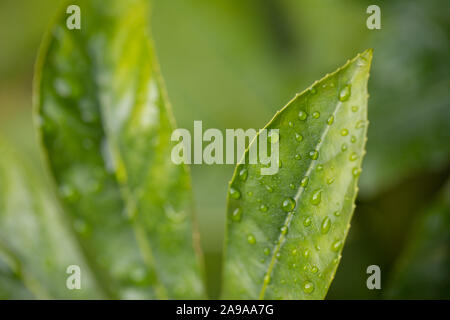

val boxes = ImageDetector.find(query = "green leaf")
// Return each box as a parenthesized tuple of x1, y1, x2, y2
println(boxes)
(387, 179, 450, 299)
(222, 50, 372, 299)
(0, 139, 104, 299)
(34, 0, 204, 299)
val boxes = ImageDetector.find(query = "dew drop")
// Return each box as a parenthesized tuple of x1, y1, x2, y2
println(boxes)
(303, 249, 310, 258)
(356, 120, 365, 129)
(349, 152, 358, 161)
(289, 183, 296, 190)
(259, 204, 268, 212)
(352, 167, 361, 177)
(303, 217, 312, 227)
(247, 234, 256, 244)
(334, 211, 341, 217)
(327, 177, 335, 185)
(327, 115, 335, 125)
(301, 176, 309, 187)
(311, 189, 322, 205)
(321, 216, 331, 234)
(309, 150, 319, 160)
(291, 249, 298, 255)
(332, 239, 342, 252)
(280, 226, 288, 235)
(265, 185, 273, 193)
(303, 281, 315, 294)
(339, 85, 351, 102)
(229, 187, 241, 199)
(341, 129, 349, 136)
(351, 135, 357, 143)
(288, 121, 294, 127)
(298, 111, 308, 121)
(341, 143, 348, 152)
(295, 133, 303, 142)
(231, 208, 242, 222)
(316, 164, 323, 171)
(239, 168, 248, 181)
(295, 154, 301, 160)
(264, 248, 271, 255)
(264, 275, 271, 285)
(310, 87, 317, 95)
(282, 197, 296, 212)
(312, 111, 320, 119)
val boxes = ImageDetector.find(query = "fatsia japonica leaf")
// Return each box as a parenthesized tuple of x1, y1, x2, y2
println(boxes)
(34, 0, 204, 299)
(0, 139, 104, 299)
(222, 50, 373, 299)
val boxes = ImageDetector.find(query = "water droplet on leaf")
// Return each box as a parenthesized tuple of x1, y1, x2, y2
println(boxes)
(311, 189, 322, 205)
(339, 85, 351, 101)
(282, 197, 296, 212)
(309, 150, 318, 160)
(229, 187, 241, 199)
(298, 111, 308, 121)
(303, 281, 315, 294)
(321, 216, 331, 234)
(239, 168, 248, 181)
(327, 115, 334, 125)
(231, 208, 242, 222)
(303, 217, 311, 227)
(301, 176, 309, 187)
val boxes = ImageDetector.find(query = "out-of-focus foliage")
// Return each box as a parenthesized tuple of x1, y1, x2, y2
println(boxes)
(387, 181, 450, 299)
(34, 0, 205, 299)
(223, 51, 372, 299)
(0, 0, 448, 299)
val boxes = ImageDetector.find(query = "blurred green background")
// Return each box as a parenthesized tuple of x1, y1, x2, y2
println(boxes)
(0, 0, 449, 299)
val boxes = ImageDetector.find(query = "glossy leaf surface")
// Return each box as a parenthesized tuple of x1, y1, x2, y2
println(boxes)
(222, 50, 372, 299)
